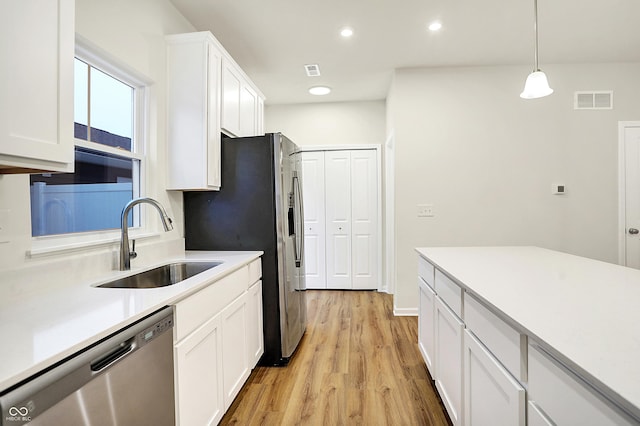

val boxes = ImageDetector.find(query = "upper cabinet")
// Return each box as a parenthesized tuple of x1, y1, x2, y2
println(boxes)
(221, 59, 263, 137)
(166, 32, 223, 190)
(166, 31, 264, 191)
(0, 0, 75, 174)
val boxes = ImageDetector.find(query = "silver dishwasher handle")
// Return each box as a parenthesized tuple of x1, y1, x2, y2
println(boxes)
(90, 338, 136, 372)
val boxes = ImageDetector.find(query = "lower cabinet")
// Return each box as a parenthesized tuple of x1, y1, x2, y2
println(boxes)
(221, 292, 250, 408)
(174, 314, 225, 425)
(434, 296, 464, 426)
(247, 280, 264, 366)
(418, 277, 436, 372)
(463, 330, 525, 426)
(527, 343, 636, 426)
(173, 259, 263, 425)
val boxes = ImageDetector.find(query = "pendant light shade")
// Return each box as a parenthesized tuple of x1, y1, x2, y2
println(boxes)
(520, 70, 553, 99)
(520, 0, 553, 99)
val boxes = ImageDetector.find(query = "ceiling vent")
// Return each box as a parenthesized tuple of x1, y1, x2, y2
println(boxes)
(304, 64, 321, 77)
(574, 91, 613, 110)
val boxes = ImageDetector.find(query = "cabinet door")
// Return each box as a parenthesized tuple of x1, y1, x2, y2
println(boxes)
(435, 296, 464, 426)
(257, 96, 265, 135)
(247, 280, 264, 366)
(221, 292, 250, 408)
(221, 61, 241, 136)
(0, 0, 74, 173)
(166, 32, 222, 190)
(527, 401, 554, 426)
(350, 149, 378, 289)
(206, 43, 222, 189)
(418, 277, 436, 373)
(174, 314, 224, 426)
(239, 84, 257, 136)
(528, 343, 636, 426)
(325, 150, 352, 289)
(463, 330, 525, 426)
(301, 151, 327, 289)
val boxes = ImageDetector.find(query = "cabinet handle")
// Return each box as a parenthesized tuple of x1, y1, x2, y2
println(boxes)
(629, 228, 639, 235)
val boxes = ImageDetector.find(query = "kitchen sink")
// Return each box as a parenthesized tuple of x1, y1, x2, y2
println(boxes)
(97, 261, 222, 289)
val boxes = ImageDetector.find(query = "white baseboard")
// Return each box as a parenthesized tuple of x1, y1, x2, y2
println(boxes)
(393, 306, 418, 316)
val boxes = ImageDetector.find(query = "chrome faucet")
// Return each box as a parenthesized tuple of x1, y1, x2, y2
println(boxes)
(120, 197, 174, 271)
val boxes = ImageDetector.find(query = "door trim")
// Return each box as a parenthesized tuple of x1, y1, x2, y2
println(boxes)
(617, 121, 640, 266)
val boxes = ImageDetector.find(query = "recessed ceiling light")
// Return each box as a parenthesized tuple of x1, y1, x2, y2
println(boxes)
(309, 86, 331, 96)
(340, 27, 354, 38)
(428, 22, 442, 32)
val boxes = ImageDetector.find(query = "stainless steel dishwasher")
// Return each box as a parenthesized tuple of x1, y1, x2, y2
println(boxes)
(0, 306, 175, 426)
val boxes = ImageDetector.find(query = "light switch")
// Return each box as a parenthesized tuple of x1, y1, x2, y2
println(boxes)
(417, 204, 434, 217)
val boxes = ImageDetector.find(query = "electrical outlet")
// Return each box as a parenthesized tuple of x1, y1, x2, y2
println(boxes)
(417, 204, 434, 217)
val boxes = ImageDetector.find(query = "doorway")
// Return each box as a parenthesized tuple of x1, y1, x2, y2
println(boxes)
(618, 121, 640, 267)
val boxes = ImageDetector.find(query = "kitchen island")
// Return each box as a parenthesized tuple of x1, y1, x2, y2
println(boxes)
(416, 246, 640, 425)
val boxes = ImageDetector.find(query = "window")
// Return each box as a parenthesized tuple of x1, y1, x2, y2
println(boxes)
(30, 53, 145, 238)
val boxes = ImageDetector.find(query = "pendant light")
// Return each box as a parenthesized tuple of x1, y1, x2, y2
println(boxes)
(520, 0, 553, 99)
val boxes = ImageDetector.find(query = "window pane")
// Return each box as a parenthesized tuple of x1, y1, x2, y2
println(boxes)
(89, 67, 133, 151)
(74, 59, 89, 140)
(30, 148, 138, 236)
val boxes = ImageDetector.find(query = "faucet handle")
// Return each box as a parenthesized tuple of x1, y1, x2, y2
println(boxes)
(130, 240, 138, 260)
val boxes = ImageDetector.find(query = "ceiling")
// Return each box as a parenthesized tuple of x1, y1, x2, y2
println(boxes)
(169, 0, 640, 105)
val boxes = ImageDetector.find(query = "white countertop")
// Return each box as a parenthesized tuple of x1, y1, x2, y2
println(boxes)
(415, 246, 640, 419)
(0, 250, 262, 391)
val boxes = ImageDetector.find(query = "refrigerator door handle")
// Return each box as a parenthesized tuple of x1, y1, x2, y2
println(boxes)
(293, 173, 304, 267)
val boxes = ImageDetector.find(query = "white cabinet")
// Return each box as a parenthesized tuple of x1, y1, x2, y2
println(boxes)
(528, 343, 636, 426)
(166, 32, 222, 191)
(463, 330, 525, 426)
(0, 0, 74, 174)
(173, 258, 263, 425)
(174, 314, 224, 426)
(166, 31, 264, 189)
(221, 61, 241, 136)
(221, 59, 263, 137)
(418, 276, 436, 373)
(240, 84, 258, 137)
(301, 149, 380, 290)
(221, 292, 250, 408)
(247, 280, 264, 366)
(434, 296, 464, 426)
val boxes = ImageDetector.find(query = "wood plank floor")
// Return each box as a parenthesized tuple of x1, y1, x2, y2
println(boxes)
(220, 290, 452, 425)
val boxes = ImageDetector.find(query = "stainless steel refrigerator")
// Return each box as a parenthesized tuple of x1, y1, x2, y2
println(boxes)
(183, 133, 306, 366)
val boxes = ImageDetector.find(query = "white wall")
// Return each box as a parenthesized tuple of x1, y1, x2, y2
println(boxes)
(0, 0, 194, 279)
(388, 63, 640, 312)
(265, 101, 386, 147)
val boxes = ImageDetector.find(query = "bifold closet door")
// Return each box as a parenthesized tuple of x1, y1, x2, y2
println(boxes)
(350, 149, 378, 289)
(325, 150, 352, 289)
(301, 151, 326, 289)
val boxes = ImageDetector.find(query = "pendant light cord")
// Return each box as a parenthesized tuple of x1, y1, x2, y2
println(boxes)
(533, 0, 539, 71)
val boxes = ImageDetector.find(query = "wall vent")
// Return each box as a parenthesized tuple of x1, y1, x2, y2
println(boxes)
(304, 64, 321, 77)
(574, 91, 613, 110)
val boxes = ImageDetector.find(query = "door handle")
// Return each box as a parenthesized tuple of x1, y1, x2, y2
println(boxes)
(629, 228, 639, 235)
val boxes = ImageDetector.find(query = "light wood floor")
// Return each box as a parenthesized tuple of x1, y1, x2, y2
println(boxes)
(220, 290, 452, 425)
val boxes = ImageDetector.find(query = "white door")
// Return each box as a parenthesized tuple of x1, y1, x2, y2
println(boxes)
(351, 150, 378, 289)
(622, 123, 640, 268)
(325, 150, 352, 288)
(301, 151, 327, 288)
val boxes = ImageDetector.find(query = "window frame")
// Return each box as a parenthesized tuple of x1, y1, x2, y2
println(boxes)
(29, 36, 155, 256)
